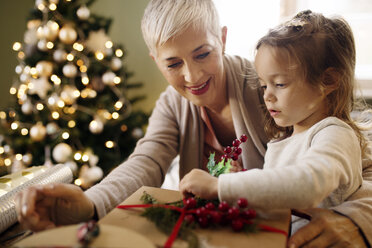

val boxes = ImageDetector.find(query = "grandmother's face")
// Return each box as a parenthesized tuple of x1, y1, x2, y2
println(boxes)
(152, 26, 227, 110)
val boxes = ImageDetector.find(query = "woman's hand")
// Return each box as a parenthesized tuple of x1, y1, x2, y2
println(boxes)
(288, 208, 367, 248)
(179, 169, 218, 199)
(15, 183, 95, 232)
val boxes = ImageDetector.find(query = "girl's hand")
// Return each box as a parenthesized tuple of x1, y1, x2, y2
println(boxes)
(179, 169, 218, 199)
(230, 160, 244, 172)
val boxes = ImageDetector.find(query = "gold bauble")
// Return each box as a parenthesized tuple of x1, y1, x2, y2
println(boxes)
(36, 60, 54, 77)
(60, 85, 78, 105)
(58, 25, 77, 44)
(45, 21, 60, 41)
(30, 122, 47, 141)
(27, 19, 41, 30)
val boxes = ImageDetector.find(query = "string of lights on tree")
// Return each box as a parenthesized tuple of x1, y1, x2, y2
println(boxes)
(0, 0, 148, 188)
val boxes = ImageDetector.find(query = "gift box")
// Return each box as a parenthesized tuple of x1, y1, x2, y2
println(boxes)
(0, 164, 73, 234)
(99, 186, 290, 248)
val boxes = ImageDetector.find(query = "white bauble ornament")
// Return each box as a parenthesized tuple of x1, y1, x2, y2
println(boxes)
(20, 73, 30, 83)
(37, 39, 48, 51)
(30, 122, 47, 141)
(62, 63, 78, 78)
(58, 25, 77, 44)
(60, 85, 78, 105)
(102, 71, 116, 85)
(22, 153, 33, 165)
(77, 5, 90, 20)
(24, 28, 38, 45)
(85, 166, 103, 183)
(110, 57, 122, 71)
(15, 65, 24, 74)
(46, 122, 59, 135)
(52, 143, 72, 163)
(132, 127, 144, 139)
(36, 60, 53, 77)
(3, 145, 11, 153)
(35, 0, 46, 9)
(65, 161, 78, 174)
(53, 49, 67, 62)
(89, 118, 104, 134)
(27, 19, 41, 30)
(21, 101, 33, 115)
(47, 93, 59, 106)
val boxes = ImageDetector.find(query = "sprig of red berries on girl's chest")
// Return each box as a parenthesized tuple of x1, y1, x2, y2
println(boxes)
(207, 134, 248, 176)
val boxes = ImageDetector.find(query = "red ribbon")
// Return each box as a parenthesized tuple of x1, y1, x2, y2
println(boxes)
(117, 202, 287, 248)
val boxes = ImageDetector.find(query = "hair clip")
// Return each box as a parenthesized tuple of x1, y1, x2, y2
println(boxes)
(295, 10, 312, 19)
(292, 25, 303, 32)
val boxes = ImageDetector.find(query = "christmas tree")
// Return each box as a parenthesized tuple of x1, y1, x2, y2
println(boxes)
(0, 0, 148, 188)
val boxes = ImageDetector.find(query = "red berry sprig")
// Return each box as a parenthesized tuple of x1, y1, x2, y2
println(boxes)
(183, 197, 257, 232)
(221, 134, 248, 162)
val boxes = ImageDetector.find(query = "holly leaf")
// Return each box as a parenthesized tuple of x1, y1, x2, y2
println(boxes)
(207, 152, 232, 177)
(206, 153, 216, 175)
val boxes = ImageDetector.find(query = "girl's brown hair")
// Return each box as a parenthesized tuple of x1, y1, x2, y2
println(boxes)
(256, 10, 369, 155)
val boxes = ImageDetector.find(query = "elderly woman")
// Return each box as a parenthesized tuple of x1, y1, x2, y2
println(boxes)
(16, 0, 372, 247)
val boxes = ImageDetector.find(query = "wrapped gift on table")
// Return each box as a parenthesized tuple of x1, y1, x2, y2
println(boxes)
(0, 164, 73, 234)
(99, 186, 291, 248)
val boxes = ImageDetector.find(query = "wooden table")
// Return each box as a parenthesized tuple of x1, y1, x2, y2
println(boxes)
(8, 186, 291, 247)
(100, 186, 291, 248)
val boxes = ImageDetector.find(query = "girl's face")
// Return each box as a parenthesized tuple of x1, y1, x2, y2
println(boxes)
(255, 45, 328, 135)
(152, 25, 227, 111)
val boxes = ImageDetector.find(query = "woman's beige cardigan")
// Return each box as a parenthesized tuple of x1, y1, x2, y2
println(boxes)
(86, 55, 372, 245)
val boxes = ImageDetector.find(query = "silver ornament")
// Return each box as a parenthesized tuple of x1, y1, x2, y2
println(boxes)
(62, 63, 78, 78)
(77, 5, 90, 20)
(21, 101, 33, 115)
(52, 143, 72, 163)
(84, 166, 103, 183)
(22, 153, 33, 165)
(89, 118, 104, 134)
(24, 28, 38, 45)
(15, 65, 24, 74)
(102, 71, 116, 85)
(46, 122, 59, 135)
(53, 49, 67, 62)
(65, 161, 78, 173)
(132, 127, 144, 139)
(110, 57, 122, 71)
(37, 39, 48, 51)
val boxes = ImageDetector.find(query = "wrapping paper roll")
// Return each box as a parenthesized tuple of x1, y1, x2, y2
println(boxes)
(0, 164, 73, 233)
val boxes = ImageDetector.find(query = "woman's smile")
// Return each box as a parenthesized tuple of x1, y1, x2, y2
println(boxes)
(186, 78, 211, 95)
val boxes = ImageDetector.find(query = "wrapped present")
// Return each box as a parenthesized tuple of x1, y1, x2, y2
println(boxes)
(0, 164, 73, 233)
(100, 186, 290, 248)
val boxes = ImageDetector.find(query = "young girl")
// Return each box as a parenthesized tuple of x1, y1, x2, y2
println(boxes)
(180, 10, 368, 231)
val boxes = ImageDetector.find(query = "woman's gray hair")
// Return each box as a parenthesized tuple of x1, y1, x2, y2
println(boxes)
(141, 0, 221, 56)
